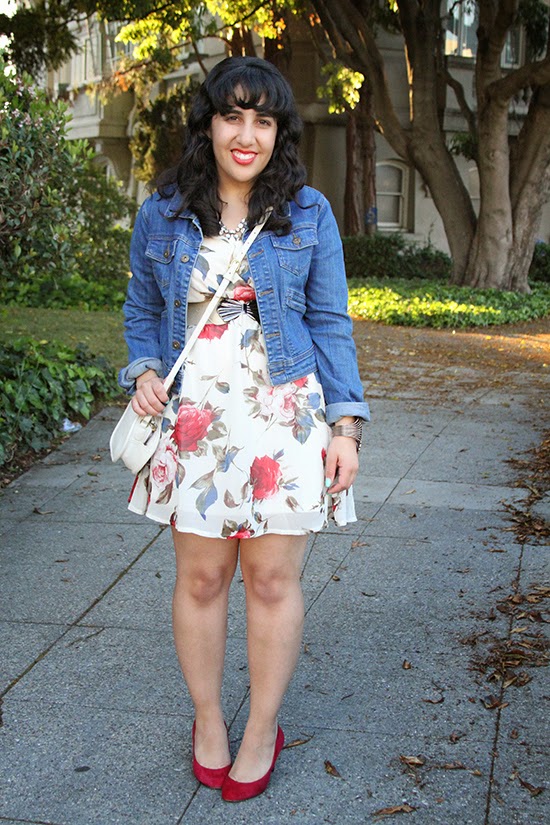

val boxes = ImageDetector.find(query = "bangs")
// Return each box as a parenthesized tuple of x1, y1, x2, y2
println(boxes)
(208, 66, 291, 121)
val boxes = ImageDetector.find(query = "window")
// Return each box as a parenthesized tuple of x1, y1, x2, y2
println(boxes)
(376, 161, 409, 230)
(445, 1, 478, 58)
(444, 1, 523, 65)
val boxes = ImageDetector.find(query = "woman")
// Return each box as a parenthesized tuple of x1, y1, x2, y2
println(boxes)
(119, 56, 369, 802)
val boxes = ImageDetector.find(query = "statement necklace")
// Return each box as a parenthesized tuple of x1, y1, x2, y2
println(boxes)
(219, 217, 248, 241)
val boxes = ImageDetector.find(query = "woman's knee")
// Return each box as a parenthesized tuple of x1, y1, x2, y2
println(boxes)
(177, 564, 232, 605)
(243, 564, 298, 606)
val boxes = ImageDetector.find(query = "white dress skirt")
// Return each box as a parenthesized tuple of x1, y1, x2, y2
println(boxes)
(128, 232, 356, 538)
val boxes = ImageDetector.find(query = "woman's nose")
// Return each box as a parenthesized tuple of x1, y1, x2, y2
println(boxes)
(237, 119, 255, 146)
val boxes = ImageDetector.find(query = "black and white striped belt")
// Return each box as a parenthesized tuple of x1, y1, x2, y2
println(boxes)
(217, 298, 260, 325)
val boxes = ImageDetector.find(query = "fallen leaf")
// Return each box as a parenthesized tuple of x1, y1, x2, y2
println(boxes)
(449, 731, 465, 743)
(403, 489, 416, 495)
(400, 755, 425, 767)
(33, 507, 54, 515)
(487, 547, 506, 553)
(332, 575, 341, 582)
(482, 695, 509, 710)
(284, 735, 314, 749)
(510, 626, 528, 634)
(351, 540, 368, 548)
(510, 729, 519, 739)
(372, 803, 416, 818)
(324, 760, 343, 779)
(422, 695, 444, 704)
(518, 775, 545, 796)
(402, 660, 412, 670)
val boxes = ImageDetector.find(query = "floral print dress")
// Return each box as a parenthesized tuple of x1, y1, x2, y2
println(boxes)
(128, 232, 356, 538)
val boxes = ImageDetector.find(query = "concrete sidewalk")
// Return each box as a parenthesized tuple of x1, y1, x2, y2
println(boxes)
(0, 363, 548, 824)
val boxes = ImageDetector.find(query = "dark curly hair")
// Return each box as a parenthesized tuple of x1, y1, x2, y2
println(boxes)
(159, 56, 307, 236)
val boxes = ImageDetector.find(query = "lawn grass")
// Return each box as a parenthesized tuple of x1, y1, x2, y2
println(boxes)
(0, 306, 127, 369)
(348, 279, 550, 328)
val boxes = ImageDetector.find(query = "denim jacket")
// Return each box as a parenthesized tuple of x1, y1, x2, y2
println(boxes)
(119, 185, 369, 425)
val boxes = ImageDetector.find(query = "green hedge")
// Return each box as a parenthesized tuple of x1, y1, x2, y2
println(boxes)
(0, 338, 119, 466)
(343, 234, 550, 285)
(343, 233, 453, 280)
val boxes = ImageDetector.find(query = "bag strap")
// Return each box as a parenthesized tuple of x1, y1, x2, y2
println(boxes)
(162, 214, 269, 391)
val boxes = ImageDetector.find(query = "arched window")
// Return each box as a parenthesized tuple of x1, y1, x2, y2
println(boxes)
(376, 161, 409, 230)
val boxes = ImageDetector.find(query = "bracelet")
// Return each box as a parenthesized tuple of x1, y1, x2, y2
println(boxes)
(330, 417, 363, 452)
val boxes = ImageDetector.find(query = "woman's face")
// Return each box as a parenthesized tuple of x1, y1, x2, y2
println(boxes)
(209, 102, 277, 194)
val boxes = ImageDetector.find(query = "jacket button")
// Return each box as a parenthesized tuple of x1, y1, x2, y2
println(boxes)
(292, 236, 301, 246)
(174, 299, 181, 308)
(163, 248, 170, 258)
(172, 340, 181, 350)
(181, 254, 189, 262)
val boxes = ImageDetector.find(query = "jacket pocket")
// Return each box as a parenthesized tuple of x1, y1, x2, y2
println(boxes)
(271, 227, 318, 276)
(286, 288, 307, 315)
(145, 238, 176, 288)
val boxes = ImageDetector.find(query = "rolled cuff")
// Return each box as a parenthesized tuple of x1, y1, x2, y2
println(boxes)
(118, 357, 165, 394)
(325, 401, 370, 426)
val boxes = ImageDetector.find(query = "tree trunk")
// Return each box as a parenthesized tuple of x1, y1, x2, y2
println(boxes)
(362, 84, 377, 236)
(462, 98, 515, 288)
(401, 1, 476, 277)
(343, 82, 377, 235)
(344, 107, 363, 235)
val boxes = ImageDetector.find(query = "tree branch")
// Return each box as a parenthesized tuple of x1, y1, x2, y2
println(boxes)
(489, 55, 550, 101)
(445, 67, 477, 137)
(312, 0, 410, 159)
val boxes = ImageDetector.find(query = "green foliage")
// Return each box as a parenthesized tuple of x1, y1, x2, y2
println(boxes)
(0, 337, 119, 466)
(347, 279, 550, 328)
(316, 62, 364, 114)
(449, 131, 478, 161)
(343, 233, 453, 281)
(518, 0, 549, 60)
(529, 242, 550, 283)
(0, 61, 133, 309)
(0, 1, 82, 77)
(130, 78, 199, 182)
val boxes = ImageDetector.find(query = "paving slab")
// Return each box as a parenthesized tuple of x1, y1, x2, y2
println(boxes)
(0, 699, 196, 825)
(0, 348, 548, 825)
(0, 522, 162, 624)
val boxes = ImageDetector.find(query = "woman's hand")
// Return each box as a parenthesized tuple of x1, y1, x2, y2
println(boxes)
(325, 435, 359, 494)
(131, 369, 169, 416)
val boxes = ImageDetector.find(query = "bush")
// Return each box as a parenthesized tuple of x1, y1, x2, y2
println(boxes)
(343, 233, 453, 281)
(0, 338, 119, 466)
(347, 278, 550, 328)
(0, 59, 133, 310)
(530, 242, 550, 283)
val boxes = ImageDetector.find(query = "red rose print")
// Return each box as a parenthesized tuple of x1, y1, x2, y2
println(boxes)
(151, 442, 178, 485)
(321, 448, 327, 463)
(293, 376, 308, 388)
(250, 455, 282, 501)
(173, 404, 216, 451)
(233, 284, 256, 302)
(199, 323, 229, 340)
(229, 528, 253, 539)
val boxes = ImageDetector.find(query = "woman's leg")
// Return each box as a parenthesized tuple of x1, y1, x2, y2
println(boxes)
(229, 533, 308, 782)
(172, 529, 239, 768)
